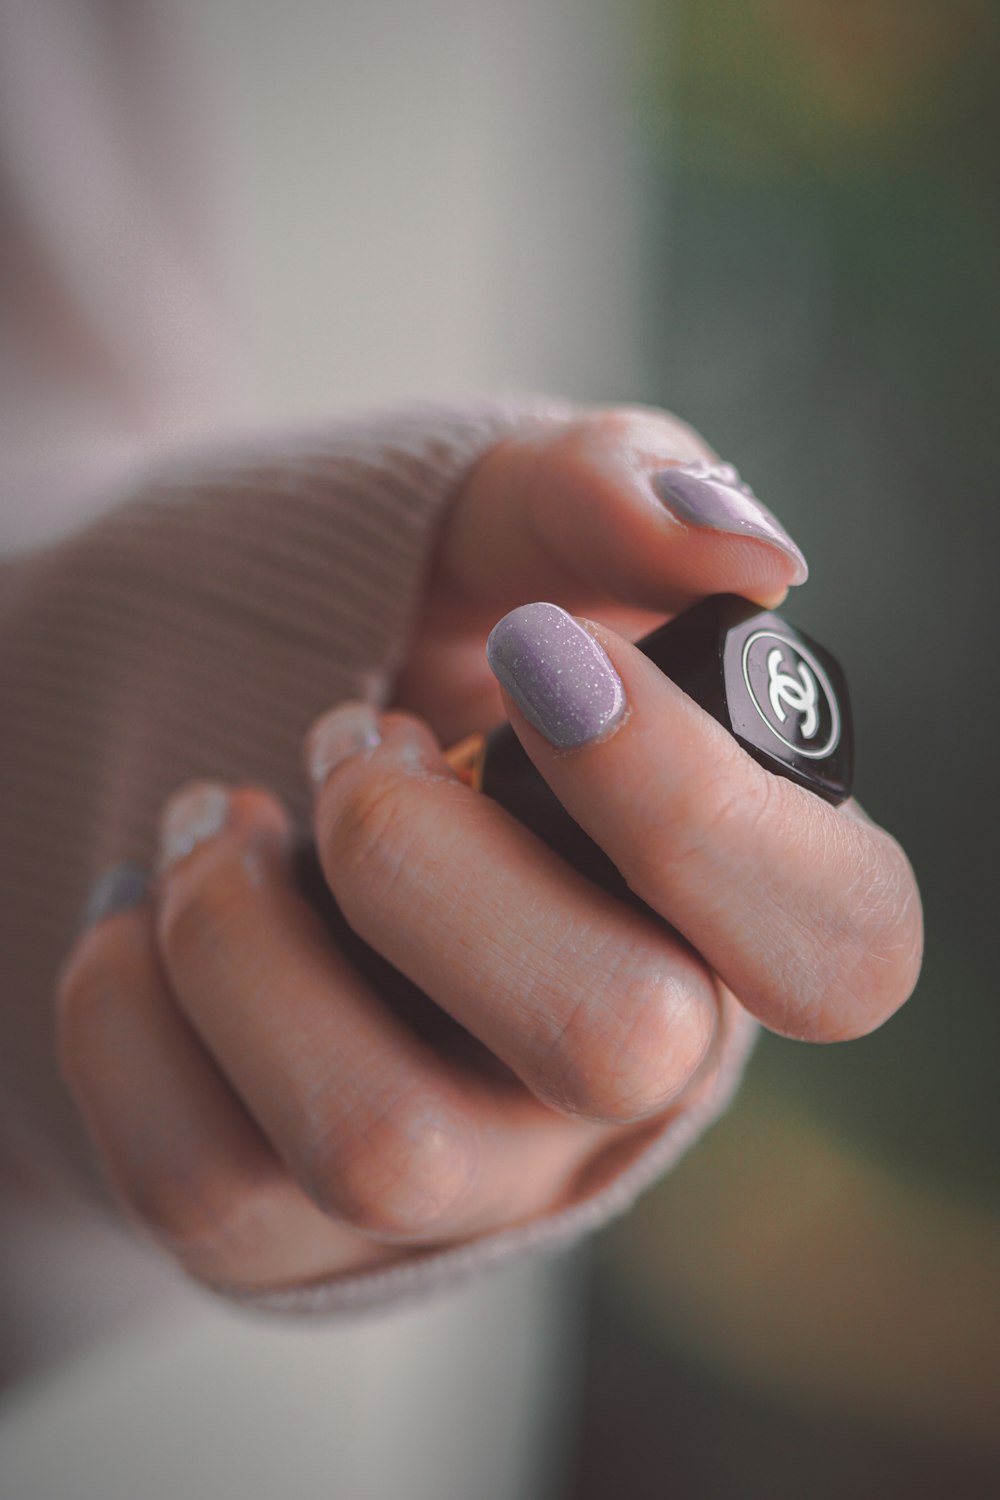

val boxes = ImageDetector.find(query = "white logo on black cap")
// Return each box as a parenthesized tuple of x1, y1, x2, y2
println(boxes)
(767, 648, 819, 739)
(742, 631, 840, 759)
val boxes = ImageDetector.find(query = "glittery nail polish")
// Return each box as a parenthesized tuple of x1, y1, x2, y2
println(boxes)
(653, 462, 808, 583)
(79, 862, 148, 930)
(485, 602, 626, 750)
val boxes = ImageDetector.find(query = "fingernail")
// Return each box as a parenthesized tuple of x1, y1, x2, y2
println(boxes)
(306, 701, 382, 788)
(486, 602, 626, 750)
(158, 782, 230, 873)
(652, 461, 808, 582)
(79, 862, 148, 931)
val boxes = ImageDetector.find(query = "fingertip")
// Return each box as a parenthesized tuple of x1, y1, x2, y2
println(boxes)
(226, 785, 296, 845)
(744, 581, 792, 611)
(308, 709, 458, 880)
(158, 781, 231, 874)
(305, 700, 382, 790)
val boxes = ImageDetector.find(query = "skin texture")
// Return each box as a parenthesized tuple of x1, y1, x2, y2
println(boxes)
(54, 405, 924, 1292)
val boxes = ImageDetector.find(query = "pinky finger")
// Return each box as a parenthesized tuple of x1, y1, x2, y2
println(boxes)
(55, 868, 394, 1291)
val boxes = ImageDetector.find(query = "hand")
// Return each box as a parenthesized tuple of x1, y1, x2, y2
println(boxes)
(54, 407, 922, 1293)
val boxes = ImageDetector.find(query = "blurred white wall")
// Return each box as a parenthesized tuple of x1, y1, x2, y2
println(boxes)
(0, 1253, 588, 1500)
(0, 0, 641, 549)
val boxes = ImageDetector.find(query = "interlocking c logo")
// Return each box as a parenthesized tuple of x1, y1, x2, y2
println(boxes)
(741, 629, 841, 759)
(766, 648, 818, 740)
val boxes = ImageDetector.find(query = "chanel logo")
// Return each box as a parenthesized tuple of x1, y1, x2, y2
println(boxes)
(741, 630, 841, 759)
(766, 648, 818, 739)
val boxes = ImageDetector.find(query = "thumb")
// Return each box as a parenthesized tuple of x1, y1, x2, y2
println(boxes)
(437, 404, 807, 621)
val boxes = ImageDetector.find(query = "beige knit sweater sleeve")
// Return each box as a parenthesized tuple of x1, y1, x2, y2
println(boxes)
(0, 399, 756, 1318)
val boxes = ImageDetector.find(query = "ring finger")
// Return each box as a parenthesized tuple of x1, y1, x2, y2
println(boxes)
(152, 782, 684, 1250)
(307, 706, 722, 1127)
(55, 889, 395, 1289)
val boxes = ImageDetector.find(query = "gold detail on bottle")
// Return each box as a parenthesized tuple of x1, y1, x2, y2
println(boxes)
(444, 732, 487, 791)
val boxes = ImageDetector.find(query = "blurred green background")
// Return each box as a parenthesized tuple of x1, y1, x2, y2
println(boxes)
(567, 2, 1000, 1494)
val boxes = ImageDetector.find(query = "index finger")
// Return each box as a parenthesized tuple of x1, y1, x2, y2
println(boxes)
(486, 603, 924, 1042)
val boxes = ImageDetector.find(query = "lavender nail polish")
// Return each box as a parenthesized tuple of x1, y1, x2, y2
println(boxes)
(652, 461, 808, 582)
(486, 602, 626, 749)
(79, 862, 148, 930)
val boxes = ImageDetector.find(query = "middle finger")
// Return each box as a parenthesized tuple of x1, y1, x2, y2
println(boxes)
(307, 707, 721, 1127)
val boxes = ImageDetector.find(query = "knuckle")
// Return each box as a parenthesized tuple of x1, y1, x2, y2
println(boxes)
(578, 404, 711, 460)
(578, 407, 644, 447)
(540, 965, 716, 1125)
(127, 1160, 283, 1279)
(302, 1090, 478, 1240)
(321, 770, 420, 915)
(790, 830, 924, 1042)
(829, 836, 923, 1038)
(678, 764, 762, 854)
(634, 752, 770, 900)
(158, 858, 245, 969)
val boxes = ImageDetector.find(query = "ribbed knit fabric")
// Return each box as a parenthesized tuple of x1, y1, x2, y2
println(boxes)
(0, 397, 755, 1322)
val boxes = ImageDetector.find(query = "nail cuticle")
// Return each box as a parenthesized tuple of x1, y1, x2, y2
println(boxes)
(549, 699, 632, 757)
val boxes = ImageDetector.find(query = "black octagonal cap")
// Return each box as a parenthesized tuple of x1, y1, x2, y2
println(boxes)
(637, 593, 853, 805)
